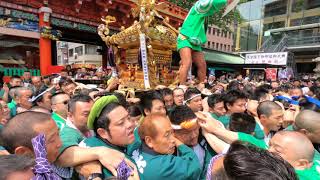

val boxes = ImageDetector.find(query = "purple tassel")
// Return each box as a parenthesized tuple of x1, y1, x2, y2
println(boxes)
(31, 134, 61, 180)
(107, 46, 116, 67)
(117, 160, 132, 180)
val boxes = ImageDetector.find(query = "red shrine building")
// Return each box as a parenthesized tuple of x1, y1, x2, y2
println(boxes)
(0, 0, 187, 76)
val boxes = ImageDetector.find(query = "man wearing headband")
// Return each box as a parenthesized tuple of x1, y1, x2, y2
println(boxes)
(33, 87, 52, 111)
(169, 105, 216, 179)
(80, 95, 140, 179)
(131, 114, 201, 179)
(184, 88, 203, 112)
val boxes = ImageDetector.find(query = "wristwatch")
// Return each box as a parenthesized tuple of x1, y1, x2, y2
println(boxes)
(88, 173, 103, 180)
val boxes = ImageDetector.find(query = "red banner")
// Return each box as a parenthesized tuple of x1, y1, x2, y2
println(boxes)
(265, 68, 277, 81)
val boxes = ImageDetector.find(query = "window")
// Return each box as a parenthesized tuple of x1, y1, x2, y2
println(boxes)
(224, 45, 227, 51)
(212, 42, 215, 49)
(57, 55, 61, 64)
(224, 31, 227, 38)
(263, 21, 285, 31)
(217, 30, 220, 37)
(220, 44, 223, 50)
(216, 43, 219, 49)
(68, 49, 74, 57)
(85, 44, 98, 55)
(212, 28, 215, 35)
(208, 41, 211, 47)
(292, 0, 305, 12)
(303, 16, 320, 25)
(208, 27, 211, 34)
(306, 0, 320, 10)
(264, 0, 287, 17)
(75, 46, 83, 56)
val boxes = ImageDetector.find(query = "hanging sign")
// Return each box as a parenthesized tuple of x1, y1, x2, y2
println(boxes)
(139, 34, 151, 89)
(245, 52, 288, 65)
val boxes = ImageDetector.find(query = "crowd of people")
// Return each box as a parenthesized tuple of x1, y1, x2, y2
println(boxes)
(0, 68, 320, 180)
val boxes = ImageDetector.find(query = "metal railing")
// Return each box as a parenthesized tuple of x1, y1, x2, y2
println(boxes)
(0, 67, 40, 76)
(273, 34, 288, 52)
(260, 36, 273, 51)
(261, 33, 320, 52)
(287, 35, 320, 47)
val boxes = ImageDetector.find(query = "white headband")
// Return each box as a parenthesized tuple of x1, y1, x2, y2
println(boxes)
(183, 94, 201, 105)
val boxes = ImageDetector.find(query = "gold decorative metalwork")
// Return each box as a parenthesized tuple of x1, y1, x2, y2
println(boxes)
(98, 0, 178, 89)
(0, 18, 12, 26)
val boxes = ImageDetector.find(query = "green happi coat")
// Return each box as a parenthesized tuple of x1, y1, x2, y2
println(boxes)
(210, 113, 265, 140)
(7, 100, 17, 118)
(238, 132, 320, 179)
(177, 0, 227, 51)
(130, 143, 201, 180)
(198, 135, 217, 180)
(53, 121, 86, 179)
(51, 112, 66, 130)
(80, 136, 142, 179)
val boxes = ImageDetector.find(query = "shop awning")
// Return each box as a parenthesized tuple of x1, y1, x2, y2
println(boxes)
(204, 49, 244, 64)
(210, 67, 235, 71)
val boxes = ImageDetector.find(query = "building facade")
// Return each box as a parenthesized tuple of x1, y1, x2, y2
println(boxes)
(235, 0, 320, 74)
(0, 0, 187, 75)
(67, 42, 102, 66)
(204, 25, 234, 53)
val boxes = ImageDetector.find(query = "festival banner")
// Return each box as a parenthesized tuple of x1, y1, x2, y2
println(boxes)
(245, 52, 288, 65)
(139, 34, 151, 89)
(265, 68, 277, 81)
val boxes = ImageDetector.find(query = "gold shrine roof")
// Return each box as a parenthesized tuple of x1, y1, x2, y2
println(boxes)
(98, 0, 179, 51)
(107, 21, 177, 50)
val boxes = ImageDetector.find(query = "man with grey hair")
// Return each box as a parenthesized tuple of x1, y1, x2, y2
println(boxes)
(8, 87, 33, 117)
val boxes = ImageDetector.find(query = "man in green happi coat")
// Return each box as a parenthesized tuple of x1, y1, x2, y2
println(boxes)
(50, 92, 70, 129)
(177, 0, 228, 84)
(131, 114, 201, 180)
(80, 95, 141, 180)
(199, 116, 320, 180)
(169, 105, 217, 179)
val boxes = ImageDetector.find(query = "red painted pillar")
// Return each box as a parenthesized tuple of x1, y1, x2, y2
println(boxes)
(38, 5, 52, 76)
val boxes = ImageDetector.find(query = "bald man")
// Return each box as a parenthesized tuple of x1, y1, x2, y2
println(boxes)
(132, 114, 201, 180)
(290, 110, 320, 152)
(198, 116, 320, 179)
(269, 131, 315, 171)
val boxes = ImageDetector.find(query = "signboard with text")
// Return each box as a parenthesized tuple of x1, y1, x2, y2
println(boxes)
(245, 52, 288, 65)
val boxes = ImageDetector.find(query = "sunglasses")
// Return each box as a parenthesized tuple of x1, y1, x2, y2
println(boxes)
(54, 100, 68, 105)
